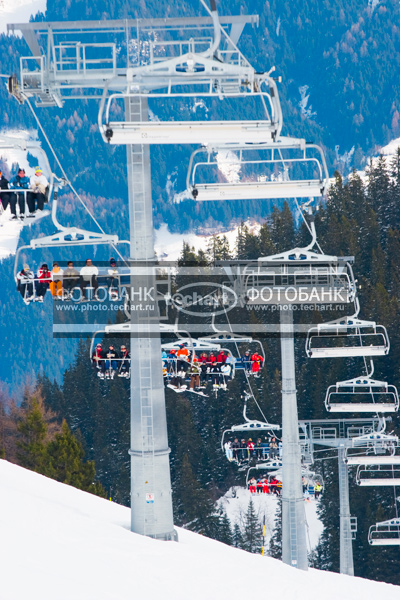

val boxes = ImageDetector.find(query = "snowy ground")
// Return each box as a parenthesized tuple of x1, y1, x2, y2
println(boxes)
(218, 486, 323, 551)
(356, 136, 400, 182)
(0, 213, 23, 259)
(0, 459, 398, 600)
(0, 0, 46, 35)
(154, 220, 261, 262)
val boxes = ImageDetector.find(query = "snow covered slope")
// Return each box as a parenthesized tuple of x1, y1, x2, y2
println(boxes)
(218, 486, 323, 551)
(154, 220, 261, 261)
(0, 0, 46, 35)
(0, 459, 398, 600)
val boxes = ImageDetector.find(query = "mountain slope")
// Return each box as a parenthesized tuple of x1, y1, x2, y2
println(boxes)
(1, 459, 399, 600)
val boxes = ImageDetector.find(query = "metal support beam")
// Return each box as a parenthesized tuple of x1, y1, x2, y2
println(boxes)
(280, 308, 308, 570)
(126, 96, 176, 540)
(338, 447, 354, 576)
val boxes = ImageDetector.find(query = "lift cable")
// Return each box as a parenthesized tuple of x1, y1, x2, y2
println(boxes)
(215, 295, 273, 428)
(25, 98, 128, 265)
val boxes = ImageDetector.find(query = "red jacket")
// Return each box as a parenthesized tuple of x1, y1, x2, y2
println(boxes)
(217, 352, 227, 364)
(251, 353, 264, 373)
(38, 268, 51, 284)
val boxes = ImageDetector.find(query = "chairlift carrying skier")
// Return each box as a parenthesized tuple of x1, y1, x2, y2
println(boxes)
(17, 264, 34, 304)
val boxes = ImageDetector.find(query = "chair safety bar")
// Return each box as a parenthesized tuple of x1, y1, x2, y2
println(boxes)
(306, 317, 390, 359)
(356, 465, 400, 486)
(324, 377, 399, 413)
(368, 519, 400, 546)
(186, 140, 330, 201)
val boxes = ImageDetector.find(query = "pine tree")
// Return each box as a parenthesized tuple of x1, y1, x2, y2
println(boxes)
(258, 222, 276, 256)
(268, 498, 282, 559)
(207, 234, 232, 262)
(43, 420, 106, 497)
(232, 522, 244, 549)
(16, 390, 61, 471)
(236, 221, 248, 259)
(217, 511, 233, 546)
(242, 498, 262, 554)
(270, 201, 295, 251)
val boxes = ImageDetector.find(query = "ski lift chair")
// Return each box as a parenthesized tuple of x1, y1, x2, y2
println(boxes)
(98, 4, 283, 147)
(324, 375, 399, 413)
(98, 0, 284, 147)
(0, 138, 54, 225)
(245, 463, 283, 487)
(198, 317, 265, 371)
(243, 221, 356, 307)
(356, 464, 400, 487)
(368, 519, 400, 546)
(14, 193, 129, 303)
(306, 298, 390, 358)
(221, 391, 280, 465)
(90, 327, 131, 379)
(186, 138, 330, 201)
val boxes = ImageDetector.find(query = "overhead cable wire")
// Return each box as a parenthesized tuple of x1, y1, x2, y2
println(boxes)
(25, 98, 128, 265)
(217, 295, 272, 427)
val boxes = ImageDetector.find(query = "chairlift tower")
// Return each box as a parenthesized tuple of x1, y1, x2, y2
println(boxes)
(299, 417, 399, 575)
(8, 4, 276, 541)
(238, 211, 356, 569)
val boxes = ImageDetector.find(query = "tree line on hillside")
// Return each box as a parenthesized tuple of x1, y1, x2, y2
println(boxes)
(0, 386, 105, 497)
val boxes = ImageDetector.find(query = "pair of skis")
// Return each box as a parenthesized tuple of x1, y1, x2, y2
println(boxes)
(167, 383, 209, 397)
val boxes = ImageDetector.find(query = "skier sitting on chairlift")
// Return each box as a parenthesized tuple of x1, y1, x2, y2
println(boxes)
(220, 362, 232, 388)
(107, 257, 119, 299)
(105, 345, 119, 379)
(63, 261, 80, 299)
(50, 262, 63, 298)
(208, 352, 217, 366)
(269, 436, 278, 459)
(35, 263, 51, 302)
(176, 344, 190, 371)
(9, 168, 29, 220)
(247, 438, 255, 458)
(27, 167, 49, 216)
(251, 352, 264, 376)
(314, 482, 323, 499)
(255, 437, 263, 460)
(211, 362, 222, 388)
(92, 343, 106, 377)
(168, 365, 187, 390)
(118, 345, 130, 378)
(79, 259, 98, 300)
(241, 350, 251, 373)
(231, 438, 240, 463)
(217, 350, 227, 364)
(0, 170, 9, 210)
(200, 359, 209, 385)
(189, 358, 201, 390)
(17, 264, 34, 304)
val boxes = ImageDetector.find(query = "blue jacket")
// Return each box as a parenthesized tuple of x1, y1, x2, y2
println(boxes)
(10, 175, 30, 189)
